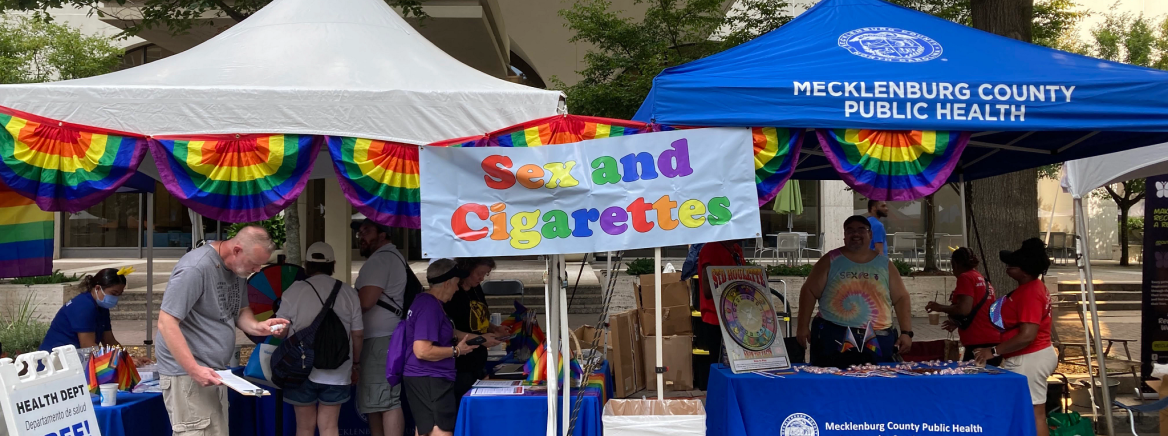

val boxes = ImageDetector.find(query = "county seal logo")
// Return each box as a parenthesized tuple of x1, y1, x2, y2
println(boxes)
(780, 413, 819, 436)
(838, 27, 942, 63)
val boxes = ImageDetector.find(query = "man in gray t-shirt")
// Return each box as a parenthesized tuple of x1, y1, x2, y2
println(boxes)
(155, 226, 289, 436)
(351, 218, 407, 436)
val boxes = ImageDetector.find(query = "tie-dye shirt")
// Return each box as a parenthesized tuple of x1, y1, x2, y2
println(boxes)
(819, 249, 893, 329)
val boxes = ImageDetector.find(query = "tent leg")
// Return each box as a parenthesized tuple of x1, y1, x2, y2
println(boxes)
(559, 255, 570, 436)
(145, 192, 155, 361)
(1075, 198, 1116, 435)
(1072, 232, 1101, 420)
(959, 175, 968, 248)
(655, 248, 664, 401)
(546, 256, 560, 436)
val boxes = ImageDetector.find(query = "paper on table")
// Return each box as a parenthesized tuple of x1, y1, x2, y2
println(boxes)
(472, 380, 522, 388)
(215, 370, 270, 396)
(469, 387, 524, 396)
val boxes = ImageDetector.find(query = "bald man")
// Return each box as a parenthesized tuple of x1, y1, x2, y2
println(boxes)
(156, 226, 290, 436)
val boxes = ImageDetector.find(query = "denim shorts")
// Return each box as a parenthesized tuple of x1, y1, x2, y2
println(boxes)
(283, 381, 352, 406)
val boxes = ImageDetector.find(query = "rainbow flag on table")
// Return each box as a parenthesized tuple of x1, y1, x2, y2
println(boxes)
(752, 127, 803, 206)
(327, 137, 421, 229)
(0, 181, 53, 278)
(150, 134, 322, 223)
(523, 345, 585, 384)
(816, 129, 969, 201)
(0, 106, 149, 213)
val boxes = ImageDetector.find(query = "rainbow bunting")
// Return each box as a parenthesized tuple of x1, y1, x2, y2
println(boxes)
(815, 129, 970, 201)
(0, 106, 149, 212)
(149, 134, 322, 223)
(0, 181, 53, 278)
(752, 127, 803, 206)
(327, 136, 420, 229)
(488, 115, 650, 147)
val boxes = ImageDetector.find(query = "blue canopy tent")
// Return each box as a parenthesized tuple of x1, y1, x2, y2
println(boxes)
(634, 0, 1168, 432)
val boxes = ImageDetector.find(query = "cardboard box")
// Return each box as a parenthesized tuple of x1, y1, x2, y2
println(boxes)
(639, 305, 694, 336)
(642, 335, 695, 391)
(639, 272, 683, 291)
(574, 325, 607, 353)
(635, 280, 691, 309)
(608, 310, 645, 398)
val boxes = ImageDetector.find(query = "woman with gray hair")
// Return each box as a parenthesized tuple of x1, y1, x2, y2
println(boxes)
(402, 259, 480, 436)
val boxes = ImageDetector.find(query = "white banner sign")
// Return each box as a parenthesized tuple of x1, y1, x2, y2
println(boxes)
(420, 127, 761, 257)
(0, 347, 101, 436)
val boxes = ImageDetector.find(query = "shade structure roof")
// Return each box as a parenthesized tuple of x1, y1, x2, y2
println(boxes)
(633, 0, 1168, 182)
(1060, 141, 1168, 199)
(0, 0, 563, 144)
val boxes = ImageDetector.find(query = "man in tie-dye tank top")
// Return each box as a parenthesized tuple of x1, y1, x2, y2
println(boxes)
(796, 215, 914, 368)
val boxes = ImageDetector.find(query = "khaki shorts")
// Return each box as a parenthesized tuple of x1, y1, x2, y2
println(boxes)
(1002, 346, 1058, 405)
(160, 375, 229, 436)
(357, 335, 402, 414)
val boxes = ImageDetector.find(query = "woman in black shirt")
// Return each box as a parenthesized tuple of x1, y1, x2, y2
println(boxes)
(445, 257, 509, 399)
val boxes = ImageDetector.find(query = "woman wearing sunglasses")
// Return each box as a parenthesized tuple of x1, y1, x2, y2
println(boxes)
(973, 238, 1056, 436)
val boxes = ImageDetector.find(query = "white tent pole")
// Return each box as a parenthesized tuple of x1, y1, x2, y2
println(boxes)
(545, 256, 559, 436)
(1071, 227, 1101, 420)
(959, 174, 968, 247)
(1045, 187, 1058, 246)
(1075, 198, 1116, 435)
(654, 247, 664, 401)
(145, 192, 155, 361)
(559, 255, 570, 436)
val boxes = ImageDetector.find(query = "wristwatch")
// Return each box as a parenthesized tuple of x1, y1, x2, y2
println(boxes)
(901, 330, 914, 338)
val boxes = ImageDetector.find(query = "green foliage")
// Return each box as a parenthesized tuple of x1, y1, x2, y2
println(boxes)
(554, 0, 792, 119)
(9, 270, 81, 285)
(1037, 163, 1063, 180)
(623, 258, 656, 276)
(1, 0, 429, 38)
(1127, 217, 1144, 233)
(227, 214, 286, 248)
(887, 0, 1086, 50)
(767, 264, 815, 277)
(893, 259, 914, 276)
(0, 294, 49, 355)
(0, 16, 122, 84)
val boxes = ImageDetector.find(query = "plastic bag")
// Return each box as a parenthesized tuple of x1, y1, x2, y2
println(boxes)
(1048, 411, 1094, 436)
(603, 399, 705, 436)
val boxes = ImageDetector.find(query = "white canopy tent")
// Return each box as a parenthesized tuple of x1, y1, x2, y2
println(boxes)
(1058, 143, 1168, 428)
(0, 0, 566, 424)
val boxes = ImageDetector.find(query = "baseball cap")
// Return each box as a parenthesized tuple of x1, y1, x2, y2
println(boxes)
(350, 218, 391, 235)
(305, 242, 336, 263)
(843, 215, 871, 229)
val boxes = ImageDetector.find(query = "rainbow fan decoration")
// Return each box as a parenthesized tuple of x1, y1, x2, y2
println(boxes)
(247, 263, 307, 343)
(149, 134, 322, 223)
(815, 129, 969, 201)
(752, 127, 802, 206)
(327, 137, 421, 229)
(0, 181, 53, 278)
(488, 115, 650, 147)
(523, 345, 584, 384)
(0, 106, 149, 212)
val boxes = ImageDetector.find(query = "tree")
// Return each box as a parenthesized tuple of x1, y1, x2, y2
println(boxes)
(554, 0, 794, 120)
(1, 0, 428, 37)
(0, 16, 122, 84)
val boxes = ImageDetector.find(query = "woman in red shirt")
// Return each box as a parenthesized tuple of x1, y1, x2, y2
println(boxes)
(973, 238, 1056, 436)
(696, 240, 745, 360)
(925, 248, 1001, 365)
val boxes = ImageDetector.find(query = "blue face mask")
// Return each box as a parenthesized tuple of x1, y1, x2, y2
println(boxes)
(95, 287, 119, 309)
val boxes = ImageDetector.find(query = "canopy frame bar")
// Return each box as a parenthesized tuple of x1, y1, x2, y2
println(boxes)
(1058, 131, 1101, 154)
(795, 164, 833, 173)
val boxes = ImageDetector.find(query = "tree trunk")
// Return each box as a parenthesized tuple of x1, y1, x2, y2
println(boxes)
(284, 204, 301, 265)
(924, 194, 938, 272)
(1118, 205, 1129, 266)
(967, 0, 1037, 289)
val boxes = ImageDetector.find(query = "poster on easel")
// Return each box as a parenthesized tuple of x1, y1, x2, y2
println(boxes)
(0, 346, 101, 436)
(707, 265, 790, 373)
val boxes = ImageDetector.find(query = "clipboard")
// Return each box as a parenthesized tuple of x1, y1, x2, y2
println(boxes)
(215, 370, 271, 396)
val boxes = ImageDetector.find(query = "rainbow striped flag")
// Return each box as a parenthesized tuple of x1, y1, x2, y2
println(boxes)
(0, 106, 148, 213)
(816, 129, 969, 201)
(87, 350, 118, 392)
(752, 128, 803, 206)
(489, 115, 650, 147)
(0, 181, 53, 278)
(862, 321, 881, 355)
(327, 137, 420, 229)
(149, 134, 322, 223)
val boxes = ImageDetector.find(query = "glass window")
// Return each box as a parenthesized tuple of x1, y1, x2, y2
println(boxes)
(760, 181, 822, 248)
(62, 193, 140, 248)
(851, 186, 963, 237)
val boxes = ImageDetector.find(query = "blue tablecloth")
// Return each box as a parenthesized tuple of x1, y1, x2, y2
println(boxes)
(455, 361, 612, 436)
(708, 365, 1036, 436)
(92, 392, 171, 436)
(227, 368, 370, 436)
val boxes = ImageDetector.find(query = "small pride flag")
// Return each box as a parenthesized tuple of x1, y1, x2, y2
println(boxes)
(840, 327, 859, 353)
(862, 321, 881, 355)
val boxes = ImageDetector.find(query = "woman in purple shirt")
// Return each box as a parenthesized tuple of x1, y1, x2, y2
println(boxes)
(403, 259, 480, 436)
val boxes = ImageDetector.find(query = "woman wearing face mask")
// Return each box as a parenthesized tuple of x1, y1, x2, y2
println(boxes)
(40, 267, 129, 351)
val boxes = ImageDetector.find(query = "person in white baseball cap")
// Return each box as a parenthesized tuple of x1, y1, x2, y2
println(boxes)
(275, 241, 365, 436)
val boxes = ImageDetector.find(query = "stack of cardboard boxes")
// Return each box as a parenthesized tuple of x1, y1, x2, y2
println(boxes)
(605, 272, 697, 398)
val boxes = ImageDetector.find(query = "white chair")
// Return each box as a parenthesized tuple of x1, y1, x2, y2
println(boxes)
(935, 234, 963, 270)
(891, 232, 919, 267)
(753, 236, 777, 262)
(775, 233, 801, 265)
(802, 232, 825, 261)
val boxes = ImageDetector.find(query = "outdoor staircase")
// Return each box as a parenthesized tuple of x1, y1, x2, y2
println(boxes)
(1055, 282, 1141, 312)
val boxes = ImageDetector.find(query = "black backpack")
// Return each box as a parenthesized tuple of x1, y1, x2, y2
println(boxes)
(375, 250, 423, 318)
(270, 280, 344, 388)
(309, 280, 350, 370)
